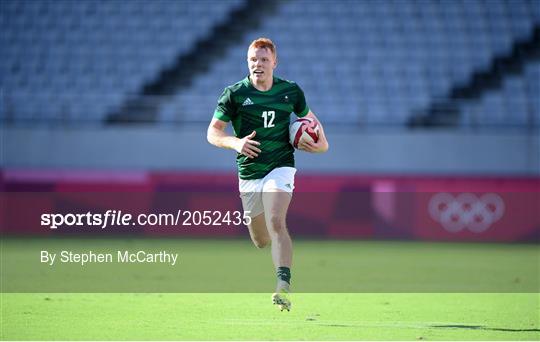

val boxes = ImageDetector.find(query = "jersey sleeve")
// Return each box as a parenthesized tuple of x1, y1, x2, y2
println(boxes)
(294, 84, 310, 117)
(213, 87, 235, 122)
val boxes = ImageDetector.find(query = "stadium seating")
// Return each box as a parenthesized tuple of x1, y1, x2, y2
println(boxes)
(0, 0, 243, 123)
(162, 0, 539, 126)
(1, 0, 538, 128)
(461, 62, 540, 127)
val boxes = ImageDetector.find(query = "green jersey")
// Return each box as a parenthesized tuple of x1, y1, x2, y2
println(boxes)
(214, 76, 309, 180)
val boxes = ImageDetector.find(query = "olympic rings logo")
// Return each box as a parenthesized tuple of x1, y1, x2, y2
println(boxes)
(428, 193, 505, 233)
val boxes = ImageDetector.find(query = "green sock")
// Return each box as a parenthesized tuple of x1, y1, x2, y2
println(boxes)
(277, 266, 291, 285)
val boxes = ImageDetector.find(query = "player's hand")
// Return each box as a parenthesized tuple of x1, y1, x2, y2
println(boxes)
(235, 131, 261, 158)
(298, 138, 328, 153)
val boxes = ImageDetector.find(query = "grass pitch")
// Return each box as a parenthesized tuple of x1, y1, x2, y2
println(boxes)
(2, 293, 539, 340)
(1, 238, 538, 340)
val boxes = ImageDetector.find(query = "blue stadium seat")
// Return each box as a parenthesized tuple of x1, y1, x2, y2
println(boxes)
(157, 0, 537, 127)
(1, 0, 244, 123)
(1, 0, 537, 128)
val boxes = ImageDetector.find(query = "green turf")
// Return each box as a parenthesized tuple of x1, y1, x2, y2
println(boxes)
(1, 238, 538, 292)
(1, 238, 539, 340)
(2, 293, 539, 340)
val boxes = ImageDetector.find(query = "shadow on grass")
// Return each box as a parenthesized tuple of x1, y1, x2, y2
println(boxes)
(430, 325, 540, 332)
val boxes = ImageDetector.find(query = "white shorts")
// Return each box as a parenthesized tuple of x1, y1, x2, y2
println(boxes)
(239, 167, 297, 218)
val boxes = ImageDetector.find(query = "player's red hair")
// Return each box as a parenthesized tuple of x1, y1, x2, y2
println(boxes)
(248, 38, 277, 58)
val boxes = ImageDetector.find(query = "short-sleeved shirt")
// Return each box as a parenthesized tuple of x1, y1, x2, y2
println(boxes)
(214, 76, 309, 180)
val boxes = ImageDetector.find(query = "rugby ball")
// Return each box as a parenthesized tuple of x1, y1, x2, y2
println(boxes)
(289, 117, 319, 149)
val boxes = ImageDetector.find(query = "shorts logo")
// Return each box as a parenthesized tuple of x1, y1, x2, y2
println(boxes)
(428, 193, 505, 233)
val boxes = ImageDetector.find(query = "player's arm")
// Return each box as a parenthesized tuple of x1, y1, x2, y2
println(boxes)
(207, 118, 261, 159)
(298, 111, 329, 153)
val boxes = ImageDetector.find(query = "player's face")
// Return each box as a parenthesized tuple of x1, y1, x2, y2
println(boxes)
(247, 47, 276, 84)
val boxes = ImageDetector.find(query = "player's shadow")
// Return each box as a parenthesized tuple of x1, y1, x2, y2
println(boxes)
(430, 325, 540, 332)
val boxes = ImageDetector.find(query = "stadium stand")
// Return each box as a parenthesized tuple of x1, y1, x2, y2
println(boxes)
(1, 0, 539, 128)
(161, 0, 540, 127)
(461, 61, 540, 127)
(0, 0, 243, 123)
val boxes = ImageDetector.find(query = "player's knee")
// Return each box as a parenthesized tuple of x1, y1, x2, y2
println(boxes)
(252, 237, 270, 249)
(266, 215, 287, 234)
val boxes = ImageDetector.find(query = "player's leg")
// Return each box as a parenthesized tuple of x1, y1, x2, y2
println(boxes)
(261, 166, 296, 284)
(246, 213, 270, 248)
(242, 167, 295, 310)
(262, 190, 293, 311)
(262, 190, 293, 272)
(239, 178, 270, 248)
(261, 167, 296, 311)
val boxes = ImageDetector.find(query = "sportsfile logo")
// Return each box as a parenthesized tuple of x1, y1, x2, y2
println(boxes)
(428, 193, 505, 233)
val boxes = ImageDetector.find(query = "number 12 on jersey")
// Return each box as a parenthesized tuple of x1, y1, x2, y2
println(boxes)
(262, 111, 275, 128)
